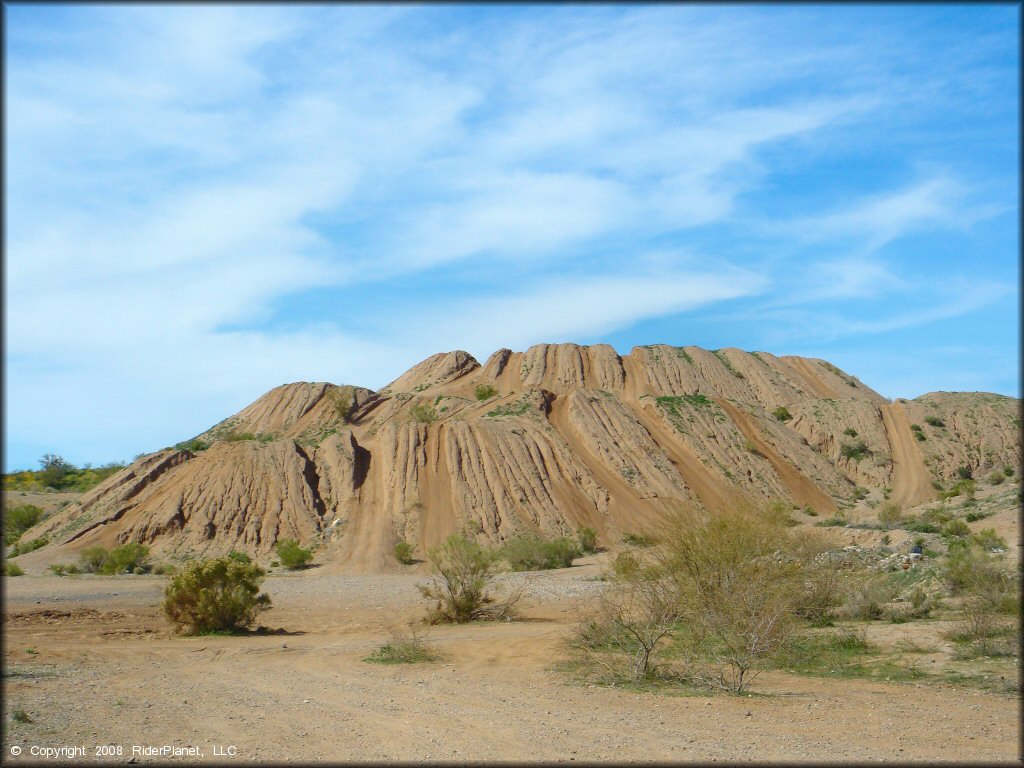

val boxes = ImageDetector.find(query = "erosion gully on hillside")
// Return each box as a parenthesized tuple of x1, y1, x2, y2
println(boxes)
(16, 343, 1020, 570)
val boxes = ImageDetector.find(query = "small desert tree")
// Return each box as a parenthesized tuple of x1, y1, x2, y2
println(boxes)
(418, 533, 521, 623)
(163, 556, 271, 634)
(659, 504, 809, 693)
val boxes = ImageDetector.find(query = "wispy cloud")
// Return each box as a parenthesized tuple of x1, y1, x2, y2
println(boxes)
(4, 5, 1017, 468)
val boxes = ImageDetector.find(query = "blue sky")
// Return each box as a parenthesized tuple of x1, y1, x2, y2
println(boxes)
(4, 4, 1019, 472)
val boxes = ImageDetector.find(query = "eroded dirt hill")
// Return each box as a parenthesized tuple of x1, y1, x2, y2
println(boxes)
(24, 344, 1021, 570)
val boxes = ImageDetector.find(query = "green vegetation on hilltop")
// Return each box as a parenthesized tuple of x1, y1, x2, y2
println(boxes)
(4, 454, 126, 493)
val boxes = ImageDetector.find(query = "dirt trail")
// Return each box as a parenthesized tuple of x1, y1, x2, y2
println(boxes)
(715, 398, 836, 513)
(880, 403, 937, 508)
(4, 572, 1019, 764)
(417, 423, 459, 552)
(625, 401, 736, 514)
(780, 357, 840, 399)
(546, 395, 662, 536)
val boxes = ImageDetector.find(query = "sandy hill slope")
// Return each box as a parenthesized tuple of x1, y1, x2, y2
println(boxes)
(21, 344, 1021, 571)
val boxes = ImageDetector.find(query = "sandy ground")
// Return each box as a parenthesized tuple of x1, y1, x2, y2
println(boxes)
(3, 560, 1020, 765)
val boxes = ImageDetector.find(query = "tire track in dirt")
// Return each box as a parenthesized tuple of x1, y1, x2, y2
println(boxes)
(714, 398, 836, 513)
(778, 357, 841, 399)
(546, 394, 663, 535)
(879, 403, 937, 508)
(624, 401, 737, 515)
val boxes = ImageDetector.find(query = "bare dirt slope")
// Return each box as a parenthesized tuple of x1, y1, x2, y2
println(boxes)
(880, 403, 937, 508)
(17, 344, 1021, 570)
(3, 569, 1019, 764)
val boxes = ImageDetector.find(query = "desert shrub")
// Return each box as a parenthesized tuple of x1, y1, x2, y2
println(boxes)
(659, 505, 815, 693)
(924, 416, 945, 427)
(794, 559, 850, 627)
(576, 526, 598, 555)
(410, 403, 438, 424)
(11, 708, 32, 723)
(903, 519, 940, 534)
(1003, 465, 1014, 477)
(226, 550, 252, 564)
(941, 542, 1006, 597)
(49, 563, 66, 576)
(500, 533, 580, 571)
(941, 519, 970, 539)
(622, 532, 655, 547)
(842, 575, 895, 621)
(474, 384, 498, 401)
(275, 539, 313, 570)
(840, 440, 869, 461)
(173, 438, 209, 452)
(947, 565, 1019, 654)
(877, 502, 902, 529)
(772, 406, 792, 422)
(9, 536, 49, 557)
(162, 556, 271, 634)
(4, 561, 25, 576)
(985, 471, 1004, 485)
(328, 386, 353, 423)
(939, 479, 976, 500)
(99, 543, 150, 574)
(78, 546, 109, 573)
(394, 540, 415, 565)
(971, 528, 1007, 552)
(884, 587, 937, 623)
(365, 623, 439, 664)
(152, 563, 175, 575)
(569, 557, 680, 682)
(955, 465, 973, 480)
(843, 427, 858, 437)
(964, 509, 993, 523)
(4, 504, 43, 545)
(418, 533, 521, 624)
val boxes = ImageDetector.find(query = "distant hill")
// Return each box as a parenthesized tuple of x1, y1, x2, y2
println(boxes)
(19, 343, 1021, 571)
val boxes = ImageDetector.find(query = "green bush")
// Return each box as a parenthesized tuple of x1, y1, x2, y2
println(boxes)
(903, 519, 940, 534)
(878, 502, 902, 529)
(418, 533, 521, 624)
(162, 556, 272, 634)
(226, 550, 252, 564)
(500, 533, 580, 571)
(394, 541, 415, 565)
(275, 539, 313, 570)
(8, 536, 49, 557)
(99, 543, 150, 574)
(956, 466, 973, 480)
(843, 427, 858, 437)
(972, 528, 1008, 552)
(942, 519, 970, 539)
(622, 532, 655, 547)
(78, 546, 109, 573)
(1003, 465, 1014, 477)
(173, 438, 209, 453)
(772, 406, 792, 422)
(4, 561, 25, 576)
(924, 416, 945, 427)
(986, 471, 1004, 486)
(474, 384, 498, 401)
(4, 504, 43, 545)
(576, 526, 598, 554)
(410, 403, 438, 423)
(840, 440, 869, 461)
